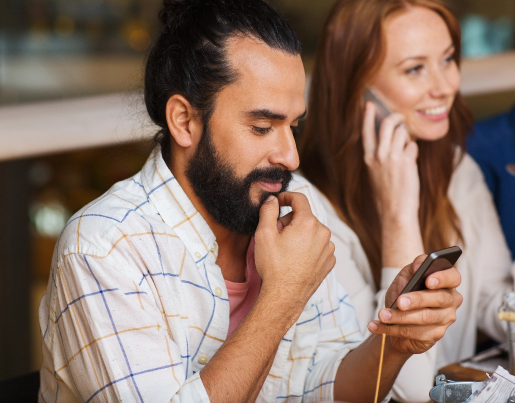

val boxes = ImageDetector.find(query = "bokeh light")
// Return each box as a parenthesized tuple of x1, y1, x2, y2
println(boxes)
(30, 202, 70, 238)
(128, 29, 151, 52)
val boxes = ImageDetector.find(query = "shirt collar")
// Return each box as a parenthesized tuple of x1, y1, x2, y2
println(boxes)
(140, 147, 218, 267)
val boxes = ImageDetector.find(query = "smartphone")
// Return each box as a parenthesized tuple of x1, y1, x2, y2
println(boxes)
(364, 87, 392, 135)
(390, 246, 462, 309)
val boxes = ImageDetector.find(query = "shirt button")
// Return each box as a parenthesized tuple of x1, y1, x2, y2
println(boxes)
(214, 287, 223, 297)
(198, 355, 209, 365)
(210, 244, 216, 253)
(194, 252, 201, 259)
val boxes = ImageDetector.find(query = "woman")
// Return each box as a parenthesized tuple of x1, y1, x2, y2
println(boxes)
(299, 0, 514, 401)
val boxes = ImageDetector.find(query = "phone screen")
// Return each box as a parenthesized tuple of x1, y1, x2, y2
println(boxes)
(364, 87, 392, 135)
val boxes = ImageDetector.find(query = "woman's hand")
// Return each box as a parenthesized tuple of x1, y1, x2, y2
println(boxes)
(362, 102, 420, 222)
(362, 102, 424, 268)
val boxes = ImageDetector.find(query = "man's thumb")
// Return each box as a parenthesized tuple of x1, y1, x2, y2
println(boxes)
(256, 195, 280, 234)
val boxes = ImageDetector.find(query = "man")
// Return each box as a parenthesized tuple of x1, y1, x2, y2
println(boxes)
(39, 1, 462, 402)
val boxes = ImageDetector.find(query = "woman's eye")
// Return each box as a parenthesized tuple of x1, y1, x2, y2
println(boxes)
(406, 64, 424, 75)
(445, 53, 456, 64)
(252, 126, 272, 134)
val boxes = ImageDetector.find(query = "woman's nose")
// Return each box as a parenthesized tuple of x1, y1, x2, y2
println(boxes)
(429, 68, 459, 98)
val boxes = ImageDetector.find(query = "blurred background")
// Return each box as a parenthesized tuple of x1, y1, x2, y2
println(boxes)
(1, 0, 515, 381)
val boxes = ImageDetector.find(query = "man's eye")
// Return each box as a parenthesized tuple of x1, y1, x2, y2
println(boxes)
(290, 126, 299, 135)
(252, 126, 272, 134)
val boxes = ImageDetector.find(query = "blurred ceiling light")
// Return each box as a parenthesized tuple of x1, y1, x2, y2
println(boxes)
(54, 15, 76, 37)
(129, 29, 151, 52)
(31, 202, 70, 238)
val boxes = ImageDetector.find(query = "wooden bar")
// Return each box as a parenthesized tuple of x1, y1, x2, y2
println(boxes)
(0, 51, 515, 162)
(0, 93, 157, 162)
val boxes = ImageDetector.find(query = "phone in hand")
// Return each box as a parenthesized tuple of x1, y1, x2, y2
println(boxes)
(390, 246, 462, 309)
(364, 87, 392, 135)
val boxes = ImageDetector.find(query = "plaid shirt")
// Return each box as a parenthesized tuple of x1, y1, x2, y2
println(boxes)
(39, 147, 363, 403)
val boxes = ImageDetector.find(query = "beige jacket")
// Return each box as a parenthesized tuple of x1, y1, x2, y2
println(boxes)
(311, 153, 514, 402)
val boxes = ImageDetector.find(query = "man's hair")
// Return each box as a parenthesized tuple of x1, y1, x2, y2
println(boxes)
(144, 0, 302, 162)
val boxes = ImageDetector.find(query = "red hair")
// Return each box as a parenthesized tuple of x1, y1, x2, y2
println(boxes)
(299, 0, 472, 288)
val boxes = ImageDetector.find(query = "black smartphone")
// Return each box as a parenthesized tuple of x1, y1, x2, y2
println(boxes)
(364, 87, 392, 135)
(390, 246, 462, 309)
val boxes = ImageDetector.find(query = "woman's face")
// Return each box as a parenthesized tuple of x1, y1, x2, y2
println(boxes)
(370, 6, 460, 141)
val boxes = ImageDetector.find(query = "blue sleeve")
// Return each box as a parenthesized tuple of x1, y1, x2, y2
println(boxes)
(466, 106, 515, 259)
(467, 115, 506, 196)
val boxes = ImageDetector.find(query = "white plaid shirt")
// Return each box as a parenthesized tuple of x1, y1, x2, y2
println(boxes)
(39, 147, 363, 403)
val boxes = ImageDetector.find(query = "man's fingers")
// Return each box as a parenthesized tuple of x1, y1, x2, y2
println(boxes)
(425, 267, 462, 290)
(368, 321, 445, 344)
(410, 254, 428, 273)
(368, 321, 415, 339)
(278, 211, 293, 229)
(392, 254, 428, 290)
(378, 304, 457, 327)
(277, 192, 313, 217)
(392, 288, 459, 312)
(256, 196, 280, 234)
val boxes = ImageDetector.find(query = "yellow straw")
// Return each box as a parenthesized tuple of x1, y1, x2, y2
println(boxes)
(499, 310, 515, 322)
(374, 333, 386, 403)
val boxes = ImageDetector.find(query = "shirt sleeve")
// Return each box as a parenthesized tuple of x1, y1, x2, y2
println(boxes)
(43, 252, 210, 403)
(302, 275, 363, 402)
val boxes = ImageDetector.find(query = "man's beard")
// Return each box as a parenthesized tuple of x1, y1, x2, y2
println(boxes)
(185, 126, 292, 235)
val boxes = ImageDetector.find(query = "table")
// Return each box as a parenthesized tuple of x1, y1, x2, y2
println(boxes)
(438, 345, 510, 382)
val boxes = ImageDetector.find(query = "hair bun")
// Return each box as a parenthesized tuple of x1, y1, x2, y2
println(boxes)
(159, 0, 191, 25)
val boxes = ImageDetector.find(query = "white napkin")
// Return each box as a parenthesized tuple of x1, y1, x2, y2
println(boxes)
(465, 366, 515, 402)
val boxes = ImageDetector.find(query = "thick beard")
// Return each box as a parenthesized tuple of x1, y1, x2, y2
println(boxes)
(185, 126, 292, 235)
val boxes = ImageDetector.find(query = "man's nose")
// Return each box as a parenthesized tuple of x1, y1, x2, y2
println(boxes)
(269, 127, 300, 171)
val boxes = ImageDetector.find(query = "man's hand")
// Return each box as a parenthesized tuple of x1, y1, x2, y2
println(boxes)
(254, 192, 335, 315)
(367, 254, 463, 354)
(335, 254, 462, 402)
(201, 191, 335, 403)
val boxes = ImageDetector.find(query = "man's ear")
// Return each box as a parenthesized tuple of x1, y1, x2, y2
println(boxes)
(165, 95, 202, 148)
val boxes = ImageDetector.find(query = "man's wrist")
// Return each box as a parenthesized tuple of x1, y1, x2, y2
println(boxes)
(377, 335, 413, 369)
(253, 286, 305, 331)
(384, 335, 412, 363)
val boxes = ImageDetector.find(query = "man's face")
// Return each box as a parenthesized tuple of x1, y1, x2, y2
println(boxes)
(186, 36, 306, 235)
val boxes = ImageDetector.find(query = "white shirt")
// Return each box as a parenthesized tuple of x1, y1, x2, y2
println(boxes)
(38, 147, 363, 403)
(314, 153, 514, 402)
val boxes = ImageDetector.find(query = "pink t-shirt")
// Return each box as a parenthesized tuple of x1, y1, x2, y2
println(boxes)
(224, 237, 262, 337)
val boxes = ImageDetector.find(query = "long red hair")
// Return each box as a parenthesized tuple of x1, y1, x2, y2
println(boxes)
(299, 0, 473, 288)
